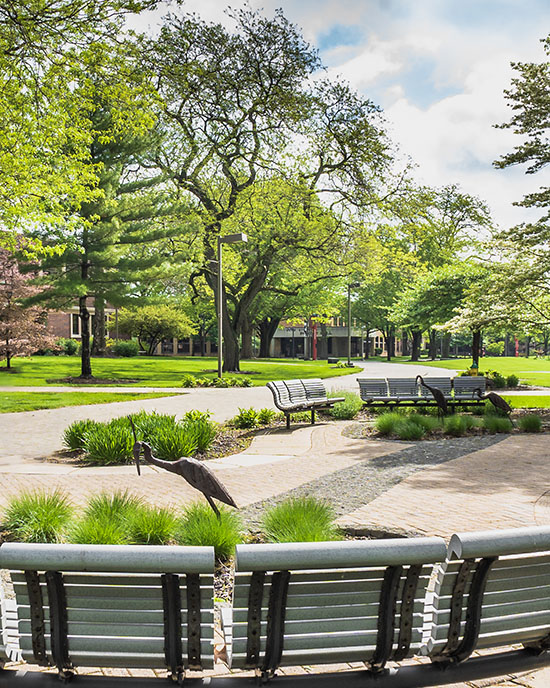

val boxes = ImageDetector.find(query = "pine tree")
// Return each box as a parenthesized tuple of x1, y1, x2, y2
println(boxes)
(28, 105, 178, 378)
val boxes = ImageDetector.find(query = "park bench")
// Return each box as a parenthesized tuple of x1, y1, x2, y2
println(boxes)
(358, 376, 486, 411)
(267, 379, 345, 429)
(0, 543, 215, 684)
(2, 528, 550, 686)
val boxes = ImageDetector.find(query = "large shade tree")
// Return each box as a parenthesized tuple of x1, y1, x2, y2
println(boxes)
(142, 7, 395, 371)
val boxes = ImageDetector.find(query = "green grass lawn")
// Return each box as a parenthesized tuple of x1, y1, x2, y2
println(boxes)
(503, 395, 550, 408)
(0, 356, 360, 388)
(0, 392, 177, 413)
(398, 356, 550, 387)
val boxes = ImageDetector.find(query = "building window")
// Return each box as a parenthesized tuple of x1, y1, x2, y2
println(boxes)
(161, 339, 174, 354)
(177, 339, 190, 354)
(71, 314, 80, 336)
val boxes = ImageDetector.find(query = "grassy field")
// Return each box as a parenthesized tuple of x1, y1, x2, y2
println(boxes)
(0, 392, 176, 413)
(399, 356, 550, 387)
(503, 395, 550, 408)
(0, 356, 360, 388)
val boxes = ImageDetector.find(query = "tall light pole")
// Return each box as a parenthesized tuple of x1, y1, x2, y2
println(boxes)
(217, 232, 248, 378)
(347, 282, 361, 366)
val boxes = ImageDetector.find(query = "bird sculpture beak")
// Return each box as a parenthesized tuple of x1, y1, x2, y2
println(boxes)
(133, 441, 142, 476)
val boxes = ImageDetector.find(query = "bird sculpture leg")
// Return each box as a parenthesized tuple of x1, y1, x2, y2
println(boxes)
(205, 493, 221, 519)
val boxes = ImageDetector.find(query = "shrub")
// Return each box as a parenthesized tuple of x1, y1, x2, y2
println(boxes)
(182, 416, 218, 452)
(485, 341, 504, 356)
(3, 490, 72, 543)
(374, 412, 404, 436)
(327, 392, 362, 420)
(490, 372, 506, 389)
(506, 374, 519, 388)
(483, 415, 513, 433)
(181, 374, 198, 388)
(210, 377, 230, 388)
(112, 340, 139, 357)
(81, 419, 134, 464)
(174, 503, 243, 559)
(63, 419, 100, 451)
(125, 505, 177, 545)
(518, 413, 542, 433)
(232, 407, 259, 429)
(241, 377, 253, 387)
(56, 337, 78, 356)
(257, 408, 276, 424)
(443, 414, 476, 437)
(394, 419, 425, 441)
(150, 424, 198, 459)
(262, 496, 343, 543)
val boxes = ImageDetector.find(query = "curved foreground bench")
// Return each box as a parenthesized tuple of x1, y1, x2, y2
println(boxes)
(2, 528, 550, 686)
(267, 379, 345, 429)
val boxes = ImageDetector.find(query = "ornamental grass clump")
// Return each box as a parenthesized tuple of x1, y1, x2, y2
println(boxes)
(81, 418, 134, 465)
(261, 496, 343, 543)
(131, 411, 177, 442)
(83, 490, 143, 523)
(374, 412, 404, 436)
(63, 419, 100, 451)
(518, 413, 542, 433)
(483, 415, 513, 434)
(69, 491, 143, 545)
(125, 505, 177, 545)
(182, 414, 218, 452)
(174, 503, 243, 559)
(327, 392, 362, 420)
(68, 518, 131, 545)
(443, 414, 477, 437)
(3, 490, 72, 543)
(407, 413, 440, 433)
(394, 419, 425, 441)
(150, 424, 198, 459)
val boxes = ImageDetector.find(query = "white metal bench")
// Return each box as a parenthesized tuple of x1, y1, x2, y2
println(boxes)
(0, 543, 214, 683)
(2, 528, 550, 687)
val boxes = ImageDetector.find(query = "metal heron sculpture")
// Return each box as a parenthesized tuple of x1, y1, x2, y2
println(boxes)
(475, 388, 513, 416)
(129, 419, 238, 518)
(415, 375, 448, 416)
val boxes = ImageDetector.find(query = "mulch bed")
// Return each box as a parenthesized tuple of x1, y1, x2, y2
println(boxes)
(47, 377, 142, 385)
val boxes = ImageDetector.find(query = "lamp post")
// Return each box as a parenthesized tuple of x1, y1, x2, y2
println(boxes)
(217, 232, 248, 378)
(347, 282, 361, 366)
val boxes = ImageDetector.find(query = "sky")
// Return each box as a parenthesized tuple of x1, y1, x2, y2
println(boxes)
(133, 0, 550, 231)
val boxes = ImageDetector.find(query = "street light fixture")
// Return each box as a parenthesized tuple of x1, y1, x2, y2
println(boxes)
(217, 232, 248, 378)
(347, 282, 361, 366)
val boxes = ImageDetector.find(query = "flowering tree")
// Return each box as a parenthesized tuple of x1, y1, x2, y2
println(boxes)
(0, 250, 56, 368)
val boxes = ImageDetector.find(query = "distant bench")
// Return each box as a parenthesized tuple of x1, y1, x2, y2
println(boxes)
(358, 376, 487, 410)
(3, 527, 550, 686)
(267, 379, 345, 429)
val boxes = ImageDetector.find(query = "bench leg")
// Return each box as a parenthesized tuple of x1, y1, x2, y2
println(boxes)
(311, 409, 315, 425)
(286, 413, 290, 430)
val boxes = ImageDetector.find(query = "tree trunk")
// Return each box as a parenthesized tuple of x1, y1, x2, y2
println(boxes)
(91, 297, 106, 356)
(544, 334, 549, 356)
(5, 344, 11, 369)
(240, 316, 253, 360)
(364, 328, 370, 359)
(428, 329, 437, 360)
(526, 336, 531, 358)
(389, 326, 396, 357)
(401, 329, 409, 357)
(441, 332, 451, 359)
(504, 333, 510, 357)
(258, 317, 281, 358)
(411, 329, 421, 361)
(472, 330, 481, 367)
(318, 322, 328, 360)
(79, 295, 92, 377)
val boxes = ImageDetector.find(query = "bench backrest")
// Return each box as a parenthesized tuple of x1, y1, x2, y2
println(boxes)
(267, 381, 294, 410)
(302, 378, 328, 404)
(453, 376, 486, 399)
(283, 379, 308, 407)
(231, 537, 447, 673)
(388, 378, 419, 398)
(0, 543, 215, 674)
(357, 379, 389, 400)
(427, 526, 550, 664)
(418, 378, 453, 398)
